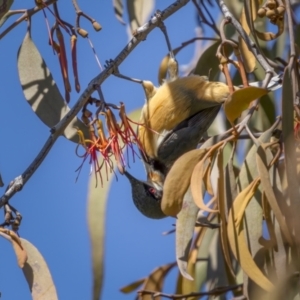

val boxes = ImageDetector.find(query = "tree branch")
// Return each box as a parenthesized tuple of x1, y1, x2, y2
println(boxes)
(0, 0, 190, 208)
(218, 0, 277, 85)
(0, 0, 58, 40)
(138, 284, 243, 299)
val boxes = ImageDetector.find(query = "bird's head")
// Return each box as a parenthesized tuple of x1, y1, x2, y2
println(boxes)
(124, 171, 166, 219)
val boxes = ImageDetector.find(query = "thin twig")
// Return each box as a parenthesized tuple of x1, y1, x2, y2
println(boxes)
(0, 0, 190, 208)
(0, 0, 57, 40)
(138, 284, 243, 299)
(218, 0, 277, 86)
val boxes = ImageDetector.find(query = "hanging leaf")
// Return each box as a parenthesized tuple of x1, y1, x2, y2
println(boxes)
(194, 217, 219, 292)
(281, 62, 300, 244)
(256, 145, 293, 245)
(21, 238, 58, 300)
(17, 31, 89, 143)
(161, 149, 207, 217)
(204, 230, 230, 292)
(141, 263, 176, 299)
(113, 0, 126, 25)
(255, 18, 284, 41)
(239, 0, 260, 72)
(190, 150, 219, 213)
(176, 188, 199, 281)
(214, 148, 235, 278)
(120, 277, 146, 293)
(88, 108, 141, 300)
(0, 0, 13, 21)
(176, 227, 200, 296)
(227, 178, 274, 292)
(224, 86, 268, 123)
(237, 122, 280, 294)
(193, 41, 222, 80)
(87, 169, 110, 300)
(127, 0, 154, 33)
(0, 228, 27, 268)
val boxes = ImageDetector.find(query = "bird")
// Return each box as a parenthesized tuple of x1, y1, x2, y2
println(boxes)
(124, 57, 232, 219)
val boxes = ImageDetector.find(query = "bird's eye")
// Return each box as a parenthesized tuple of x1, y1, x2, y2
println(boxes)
(148, 187, 156, 195)
(143, 184, 162, 201)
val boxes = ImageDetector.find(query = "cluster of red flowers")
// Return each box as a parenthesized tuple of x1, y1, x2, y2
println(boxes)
(76, 102, 144, 186)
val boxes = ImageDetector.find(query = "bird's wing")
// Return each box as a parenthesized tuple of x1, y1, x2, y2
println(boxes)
(157, 104, 221, 170)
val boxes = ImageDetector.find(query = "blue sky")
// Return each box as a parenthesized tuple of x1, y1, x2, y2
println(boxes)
(0, 1, 210, 299)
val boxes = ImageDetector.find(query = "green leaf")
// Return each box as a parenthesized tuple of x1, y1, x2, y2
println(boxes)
(176, 188, 199, 281)
(17, 31, 89, 143)
(88, 169, 111, 300)
(256, 145, 293, 245)
(120, 277, 146, 294)
(193, 41, 221, 80)
(21, 238, 58, 300)
(127, 0, 154, 33)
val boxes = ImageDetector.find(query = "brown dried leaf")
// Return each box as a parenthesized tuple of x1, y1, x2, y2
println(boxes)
(227, 178, 274, 291)
(224, 86, 268, 123)
(120, 277, 146, 293)
(0, 228, 27, 268)
(239, 0, 259, 73)
(190, 151, 219, 213)
(255, 18, 284, 41)
(17, 31, 89, 143)
(224, 147, 237, 213)
(141, 263, 176, 300)
(21, 238, 58, 300)
(203, 159, 213, 195)
(161, 149, 207, 217)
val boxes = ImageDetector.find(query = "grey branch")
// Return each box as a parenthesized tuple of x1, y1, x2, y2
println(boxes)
(0, 0, 190, 208)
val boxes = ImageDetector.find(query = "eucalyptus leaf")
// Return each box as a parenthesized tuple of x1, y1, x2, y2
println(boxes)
(193, 41, 221, 81)
(113, 0, 126, 25)
(17, 31, 89, 143)
(21, 238, 58, 300)
(0, 0, 13, 22)
(176, 187, 199, 281)
(88, 168, 111, 300)
(88, 108, 141, 300)
(127, 0, 154, 33)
